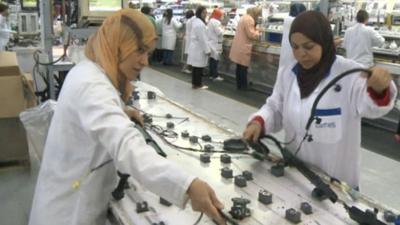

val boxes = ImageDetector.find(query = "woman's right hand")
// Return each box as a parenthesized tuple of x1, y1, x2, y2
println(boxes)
(187, 178, 226, 225)
(124, 106, 144, 127)
(243, 121, 263, 142)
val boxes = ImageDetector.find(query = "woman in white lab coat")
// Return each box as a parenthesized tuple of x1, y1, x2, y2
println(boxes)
(152, 15, 164, 62)
(187, 6, 210, 89)
(396, 98, 400, 142)
(0, 3, 10, 51)
(343, 10, 385, 68)
(243, 11, 397, 188)
(161, 8, 182, 65)
(182, 9, 194, 73)
(207, 8, 224, 81)
(28, 9, 225, 225)
(279, 3, 306, 68)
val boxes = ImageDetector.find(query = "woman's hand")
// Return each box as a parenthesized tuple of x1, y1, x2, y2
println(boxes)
(367, 67, 392, 94)
(333, 37, 343, 48)
(124, 106, 144, 126)
(187, 178, 226, 225)
(243, 121, 263, 142)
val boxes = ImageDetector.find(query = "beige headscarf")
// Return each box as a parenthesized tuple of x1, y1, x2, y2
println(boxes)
(85, 8, 156, 102)
(246, 7, 262, 25)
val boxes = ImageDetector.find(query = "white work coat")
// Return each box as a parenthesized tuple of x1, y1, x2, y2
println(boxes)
(279, 16, 295, 68)
(0, 15, 10, 51)
(187, 17, 211, 68)
(343, 23, 385, 68)
(28, 60, 195, 225)
(161, 17, 182, 50)
(155, 17, 163, 49)
(207, 18, 224, 60)
(250, 56, 397, 188)
(184, 16, 195, 54)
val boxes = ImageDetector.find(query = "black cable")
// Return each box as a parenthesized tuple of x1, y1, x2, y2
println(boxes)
(305, 68, 371, 131)
(130, 106, 189, 122)
(90, 159, 113, 173)
(146, 124, 178, 139)
(259, 134, 338, 203)
(162, 129, 178, 138)
(259, 134, 284, 151)
(193, 212, 203, 225)
(33, 49, 67, 66)
(217, 209, 239, 225)
(298, 68, 371, 155)
(294, 135, 307, 156)
(145, 124, 251, 155)
(176, 117, 190, 125)
(197, 142, 203, 151)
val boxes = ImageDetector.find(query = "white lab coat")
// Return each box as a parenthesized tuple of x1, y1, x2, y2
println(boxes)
(207, 18, 224, 60)
(250, 56, 397, 188)
(0, 15, 10, 51)
(184, 16, 195, 54)
(28, 60, 195, 225)
(161, 17, 182, 50)
(343, 23, 385, 68)
(279, 16, 295, 68)
(232, 13, 240, 30)
(187, 18, 210, 68)
(155, 17, 163, 49)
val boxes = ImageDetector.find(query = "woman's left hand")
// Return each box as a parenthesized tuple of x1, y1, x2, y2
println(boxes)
(333, 37, 343, 48)
(124, 106, 144, 126)
(367, 67, 392, 94)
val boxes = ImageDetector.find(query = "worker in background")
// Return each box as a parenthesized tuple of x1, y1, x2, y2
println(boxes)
(182, 9, 194, 74)
(243, 11, 397, 189)
(229, 7, 261, 90)
(161, 8, 182, 65)
(396, 96, 400, 142)
(279, 3, 306, 68)
(343, 10, 385, 68)
(207, 8, 224, 81)
(0, 3, 11, 51)
(28, 9, 225, 225)
(141, 6, 156, 30)
(230, 8, 240, 30)
(153, 11, 164, 63)
(187, 6, 210, 89)
(141, 6, 156, 67)
(396, 116, 400, 143)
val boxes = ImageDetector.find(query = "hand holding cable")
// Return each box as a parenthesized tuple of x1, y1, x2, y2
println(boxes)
(187, 178, 226, 225)
(367, 67, 392, 95)
(124, 106, 144, 127)
(242, 121, 263, 143)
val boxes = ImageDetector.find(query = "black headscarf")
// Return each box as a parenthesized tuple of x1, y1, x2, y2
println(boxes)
(289, 3, 306, 17)
(289, 11, 336, 98)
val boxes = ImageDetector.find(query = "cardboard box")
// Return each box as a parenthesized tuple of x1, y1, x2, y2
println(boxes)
(0, 51, 21, 76)
(22, 72, 37, 108)
(0, 51, 35, 166)
(0, 51, 36, 118)
(0, 118, 29, 164)
(0, 75, 26, 118)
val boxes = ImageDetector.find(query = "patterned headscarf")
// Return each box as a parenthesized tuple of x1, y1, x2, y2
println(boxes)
(85, 8, 156, 102)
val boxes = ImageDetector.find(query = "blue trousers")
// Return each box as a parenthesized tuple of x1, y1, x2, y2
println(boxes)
(209, 58, 219, 78)
(235, 64, 248, 89)
(163, 50, 174, 65)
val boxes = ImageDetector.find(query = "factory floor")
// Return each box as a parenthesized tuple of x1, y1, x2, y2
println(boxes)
(0, 65, 399, 225)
